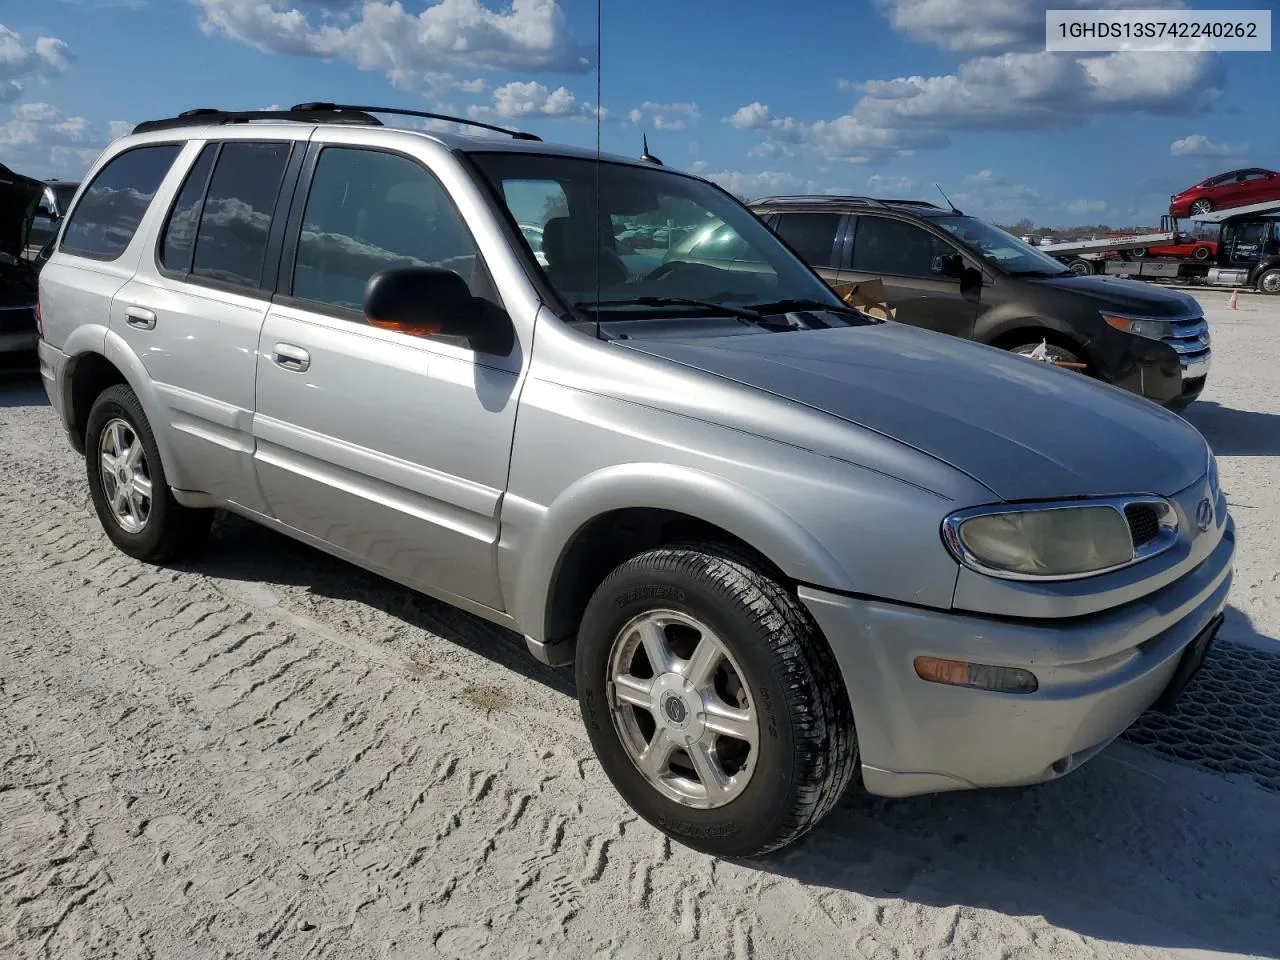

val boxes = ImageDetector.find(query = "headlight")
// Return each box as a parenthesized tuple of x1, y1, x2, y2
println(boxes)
(1101, 312, 1172, 340)
(942, 498, 1178, 580)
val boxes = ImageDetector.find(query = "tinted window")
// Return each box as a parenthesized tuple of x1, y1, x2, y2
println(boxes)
(293, 147, 477, 311)
(852, 216, 959, 279)
(191, 142, 291, 288)
(159, 145, 216, 273)
(772, 212, 842, 267)
(59, 144, 181, 260)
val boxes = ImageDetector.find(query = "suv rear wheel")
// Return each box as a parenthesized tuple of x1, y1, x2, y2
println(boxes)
(85, 384, 212, 563)
(575, 542, 858, 857)
(1007, 339, 1088, 372)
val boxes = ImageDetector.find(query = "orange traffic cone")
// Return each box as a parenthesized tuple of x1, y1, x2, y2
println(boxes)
(1228, 289, 1239, 310)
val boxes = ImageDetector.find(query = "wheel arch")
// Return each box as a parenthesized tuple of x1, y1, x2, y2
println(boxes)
(978, 318, 1094, 371)
(508, 464, 856, 661)
(63, 331, 188, 490)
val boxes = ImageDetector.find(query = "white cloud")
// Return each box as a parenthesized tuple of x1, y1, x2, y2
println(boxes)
(873, 0, 1188, 55)
(1066, 199, 1108, 215)
(468, 80, 603, 123)
(948, 169, 1044, 221)
(194, 0, 592, 93)
(727, 45, 1222, 163)
(0, 25, 72, 102)
(1170, 133, 1239, 158)
(0, 101, 130, 178)
(866, 174, 916, 195)
(685, 167, 823, 201)
(627, 100, 700, 131)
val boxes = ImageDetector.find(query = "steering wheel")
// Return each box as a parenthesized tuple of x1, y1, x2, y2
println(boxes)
(640, 259, 720, 285)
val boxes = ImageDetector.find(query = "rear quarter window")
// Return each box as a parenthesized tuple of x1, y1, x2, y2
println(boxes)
(59, 143, 182, 261)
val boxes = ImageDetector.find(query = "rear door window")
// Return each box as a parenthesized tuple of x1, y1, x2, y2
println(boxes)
(159, 144, 217, 273)
(772, 212, 843, 268)
(59, 144, 182, 261)
(190, 142, 292, 289)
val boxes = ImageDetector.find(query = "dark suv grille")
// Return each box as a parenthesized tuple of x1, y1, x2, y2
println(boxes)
(1125, 503, 1160, 548)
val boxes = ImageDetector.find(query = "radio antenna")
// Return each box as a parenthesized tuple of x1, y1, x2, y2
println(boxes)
(935, 182, 962, 215)
(593, 0, 602, 341)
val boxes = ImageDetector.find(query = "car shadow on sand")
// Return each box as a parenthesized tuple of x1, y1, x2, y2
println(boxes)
(1184, 400, 1280, 456)
(190, 512, 1280, 958)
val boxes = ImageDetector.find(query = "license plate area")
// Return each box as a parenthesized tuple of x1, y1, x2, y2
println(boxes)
(1153, 611, 1224, 714)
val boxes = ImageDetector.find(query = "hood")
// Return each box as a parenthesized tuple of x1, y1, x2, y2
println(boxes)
(0, 163, 45, 262)
(1029, 273, 1201, 317)
(620, 322, 1208, 502)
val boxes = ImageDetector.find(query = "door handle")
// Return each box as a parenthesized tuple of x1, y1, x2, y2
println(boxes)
(124, 306, 156, 330)
(272, 343, 311, 372)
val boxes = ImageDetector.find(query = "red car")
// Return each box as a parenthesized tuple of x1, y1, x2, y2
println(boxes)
(1132, 238, 1218, 261)
(1170, 167, 1280, 218)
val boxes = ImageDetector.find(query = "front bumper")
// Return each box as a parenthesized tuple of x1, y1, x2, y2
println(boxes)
(799, 522, 1234, 798)
(1099, 319, 1210, 410)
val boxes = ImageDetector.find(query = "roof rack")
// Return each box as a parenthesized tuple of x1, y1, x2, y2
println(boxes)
(750, 194, 941, 210)
(131, 102, 541, 141)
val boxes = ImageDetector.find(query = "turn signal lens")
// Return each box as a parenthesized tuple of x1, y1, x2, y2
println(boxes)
(913, 656, 1039, 694)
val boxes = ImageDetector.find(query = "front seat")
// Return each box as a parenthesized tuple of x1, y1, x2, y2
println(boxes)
(542, 216, 628, 293)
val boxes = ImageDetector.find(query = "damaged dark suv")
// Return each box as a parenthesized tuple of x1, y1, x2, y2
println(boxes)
(1, 163, 56, 354)
(750, 196, 1211, 412)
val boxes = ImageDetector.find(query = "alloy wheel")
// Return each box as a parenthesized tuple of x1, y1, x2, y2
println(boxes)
(98, 418, 153, 534)
(606, 609, 759, 809)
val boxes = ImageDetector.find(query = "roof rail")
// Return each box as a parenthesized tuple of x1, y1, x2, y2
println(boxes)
(131, 106, 383, 135)
(290, 103, 542, 141)
(130, 102, 542, 141)
(750, 194, 942, 210)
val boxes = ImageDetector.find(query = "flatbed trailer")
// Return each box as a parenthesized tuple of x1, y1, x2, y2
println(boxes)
(1043, 200, 1280, 292)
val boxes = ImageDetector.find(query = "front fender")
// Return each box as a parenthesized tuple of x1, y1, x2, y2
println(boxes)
(505, 461, 856, 646)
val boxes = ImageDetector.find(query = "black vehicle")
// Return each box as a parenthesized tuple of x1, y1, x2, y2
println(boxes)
(27, 179, 79, 254)
(0, 163, 51, 355)
(749, 196, 1210, 411)
(1099, 215, 1280, 295)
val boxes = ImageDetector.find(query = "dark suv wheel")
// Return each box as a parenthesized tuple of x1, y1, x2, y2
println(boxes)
(576, 542, 859, 857)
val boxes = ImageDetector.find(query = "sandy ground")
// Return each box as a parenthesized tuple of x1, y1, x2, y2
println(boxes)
(2, 291, 1279, 960)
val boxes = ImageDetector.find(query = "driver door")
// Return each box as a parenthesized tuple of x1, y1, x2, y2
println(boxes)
(252, 141, 522, 612)
(843, 214, 979, 339)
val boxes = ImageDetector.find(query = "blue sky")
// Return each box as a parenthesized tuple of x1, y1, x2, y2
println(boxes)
(2, 0, 1276, 226)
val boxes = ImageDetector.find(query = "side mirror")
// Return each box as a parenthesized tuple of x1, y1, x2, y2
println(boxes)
(932, 252, 965, 278)
(363, 266, 512, 354)
(960, 266, 983, 295)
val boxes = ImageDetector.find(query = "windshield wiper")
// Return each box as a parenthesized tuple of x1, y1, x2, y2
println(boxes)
(743, 298, 879, 323)
(573, 296, 773, 324)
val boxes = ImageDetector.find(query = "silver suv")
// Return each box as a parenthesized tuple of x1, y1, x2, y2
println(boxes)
(37, 104, 1234, 857)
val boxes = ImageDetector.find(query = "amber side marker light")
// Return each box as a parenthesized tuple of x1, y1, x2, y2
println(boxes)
(367, 317, 442, 337)
(913, 656, 1039, 694)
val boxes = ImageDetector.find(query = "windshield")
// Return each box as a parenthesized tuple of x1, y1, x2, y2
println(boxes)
(933, 215, 1070, 276)
(469, 153, 843, 317)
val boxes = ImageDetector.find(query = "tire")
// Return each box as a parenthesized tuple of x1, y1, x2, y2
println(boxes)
(1257, 268, 1280, 295)
(1189, 198, 1213, 216)
(1067, 259, 1093, 276)
(1007, 339, 1088, 373)
(1131, 248, 1147, 259)
(85, 383, 212, 563)
(576, 542, 858, 858)
(1193, 245, 1212, 261)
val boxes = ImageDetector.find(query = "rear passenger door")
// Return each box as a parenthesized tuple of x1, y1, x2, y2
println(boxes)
(845, 214, 978, 339)
(111, 136, 301, 513)
(251, 142, 520, 612)
(770, 211, 848, 287)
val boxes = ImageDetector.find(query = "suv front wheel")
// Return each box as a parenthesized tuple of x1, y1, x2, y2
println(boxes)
(85, 384, 213, 563)
(576, 542, 859, 857)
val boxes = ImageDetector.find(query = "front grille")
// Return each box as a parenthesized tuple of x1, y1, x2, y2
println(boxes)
(1125, 503, 1160, 548)
(1161, 317, 1210, 366)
